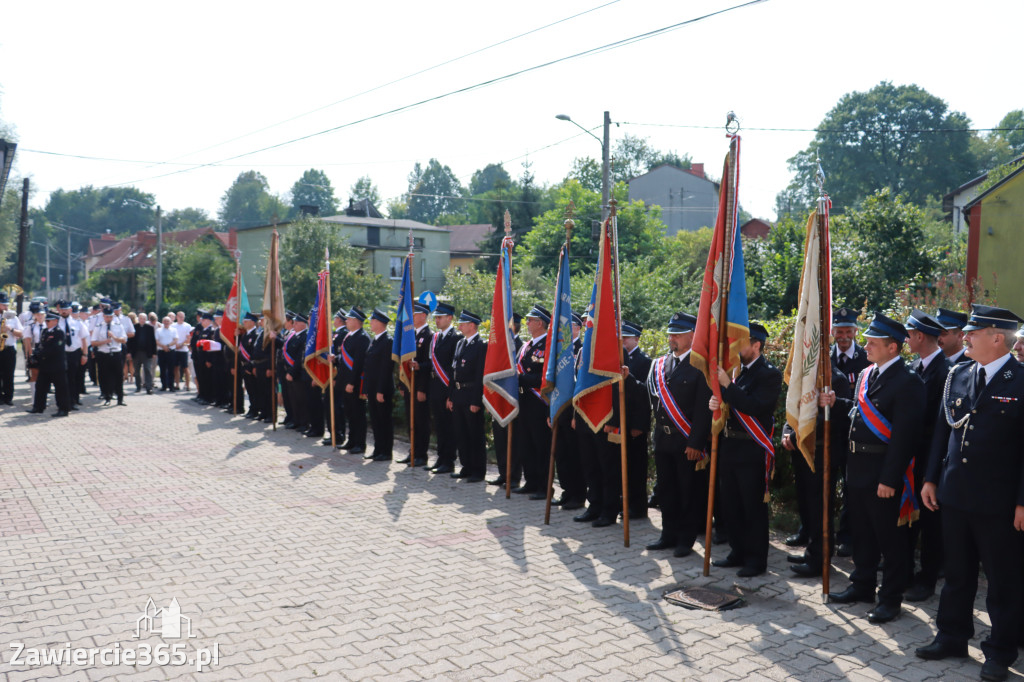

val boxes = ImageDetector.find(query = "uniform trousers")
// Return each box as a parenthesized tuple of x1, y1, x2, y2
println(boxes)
(653, 440, 708, 548)
(553, 409, 586, 503)
(718, 445, 769, 571)
(846, 486, 909, 605)
(95, 351, 123, 400)
(452, 404, 486, 478)
(792, 441, 837, 565)
(65, 349, 83, 403)
(0, 346, 16, 403)
(517, 396, 550, 491)
(404, 392, 430, 462)
(368, 394, 392, 458)
(430, 391, 456, 468)
(908, 500, 943, 588)
(33, 365, 70, 413)
(343, 393, 367, 448)
(577, 426, 606, 512)
(157, 351, 175, 390)
(935, 506, 1021, 666)
(493, 419, 522, 485)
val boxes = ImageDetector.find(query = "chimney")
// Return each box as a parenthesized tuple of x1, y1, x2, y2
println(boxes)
(688, 163, 705, 179)
(228, 227, 237, 250)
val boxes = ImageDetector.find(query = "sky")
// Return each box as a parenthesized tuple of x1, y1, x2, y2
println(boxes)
(2, 0, 1021, 225)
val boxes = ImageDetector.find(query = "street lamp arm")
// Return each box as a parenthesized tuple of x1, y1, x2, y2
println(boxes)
(555, 114, 603, 148)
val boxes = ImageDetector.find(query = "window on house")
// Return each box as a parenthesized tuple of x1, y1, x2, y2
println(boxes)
(367, 227, 380, 246)
(413, 237, 424, 250)
(389, 256, 403, 279)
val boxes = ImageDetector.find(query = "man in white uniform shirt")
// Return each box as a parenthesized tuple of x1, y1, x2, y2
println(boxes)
(0, 291, 25, 405)
(91, 307, 127, 406)
(172, 311, 192, 391)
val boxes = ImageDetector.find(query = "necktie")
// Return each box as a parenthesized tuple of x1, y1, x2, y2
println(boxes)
(837, 353, 848, 373)
(867, 366, 879, 390)
(975, 367, 986, 399)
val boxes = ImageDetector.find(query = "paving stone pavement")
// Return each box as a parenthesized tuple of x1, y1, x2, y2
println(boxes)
(1, 384, 1021, 681)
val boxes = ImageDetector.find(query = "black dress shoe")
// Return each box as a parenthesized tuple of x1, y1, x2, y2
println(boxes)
(790, 563, 822, 578)
(336, 441, 351, 449)
(371, 454, 392, 462)
(69, 405, 79, 411)
(711, 531, 729, 545)
(283, 421, 296, 429)
(395, 457, 410, 464)
(591, 516, 616, 528)
(261, 417, 275, 423)
(915, 639, 968, 660)
(787, 553, 809, 564)
(487, 476, 506, 487)
(117, 399, 126, 406)
(828, 586, 875, 604)
(573, 509, 600, 523)
(980, 659, 1010, 682)
(528, 491, 549, 501)
(626, 508, 648, 520)
(348, 447, 366, 455)
(737, 566, 765, 577)
(363, 452, 375, 460)
(866, 603, 901, 624)
(412, 459, 428, 467)
(712, 557, 742, 568)
(432, 465, 453, 474)
(51, 410, 69, 417)
(321, 438, 334, 446)
(560, 499, 585, 511)
(451, 470, 469, 479)
(903, 584, 935, 602)
(836, 543, 853, 557)
(512, 485, 539, 495)
(26, 408, 45, 414)
(646, 538, 674, 551)
(103, 400, 111, 406)
(673, 546, 693, 558)
(466, 475, 485, 483)
(785, 533, 809, 547)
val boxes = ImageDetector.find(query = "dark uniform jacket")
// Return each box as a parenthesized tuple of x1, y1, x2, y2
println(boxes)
(517, 334, 547, 406)
(428, 326, 461, 395)
(411, 325, 433, 395)
(449, 334, 485, 408)
(909, 351, 953, 481)
(336, 328, 370, 392)
(926, 357, 1024, 516)
(612, 345, 653, 433)
(838, 358, 925, 490)
(285, 329, 308, 382)
(781, 365, 852, 455)
(832, 342, 870, 392)
(37, 327, 67, 371)
(720, 355, 783, 460)
(649, 351, 712, 452)
(363, 332, 394, 397)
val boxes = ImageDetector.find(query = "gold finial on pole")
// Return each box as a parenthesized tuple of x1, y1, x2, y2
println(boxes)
(503, 208, 512, 238)
(563, 201, 575, 241)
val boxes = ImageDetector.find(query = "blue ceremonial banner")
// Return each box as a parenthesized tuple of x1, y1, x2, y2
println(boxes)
(542, 243, 575, 420)
(392, 255, 417, 392)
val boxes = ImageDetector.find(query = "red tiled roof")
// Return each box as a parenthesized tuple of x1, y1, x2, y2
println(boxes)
(91, 227, 229, 270)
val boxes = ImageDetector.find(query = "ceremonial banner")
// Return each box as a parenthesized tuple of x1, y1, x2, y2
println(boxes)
(482, 237, 519, 426)
(219, 267, 250, 352)
(572, 217, 620, 432)
(392, 255, 416, 392)
(303, 271, 331, 389)
(542, 243, 575, 420)
(691, 135, 749, 434)
(261, 230, 286, 346)
(784, 202, 832, 471)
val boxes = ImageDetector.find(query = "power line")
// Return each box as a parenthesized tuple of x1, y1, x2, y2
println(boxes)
(623, 121, 1019, 134)
(106, 0, 768, 188)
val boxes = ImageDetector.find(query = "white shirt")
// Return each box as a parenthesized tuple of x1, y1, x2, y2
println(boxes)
(117, 314, 135, 337)
(155, 326, 178, 349)
(173, 322, 193, 350)
(977, 352, 1014, 386)
(873, 355, 901, 377)
(59, 315, 87, 352)
(2, 311, 23, 348)
(918, 347, 944, 372)
(26, 320, 44, 345)
(91, 318, 126, 353)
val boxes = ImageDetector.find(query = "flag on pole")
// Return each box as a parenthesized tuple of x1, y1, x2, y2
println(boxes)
(262, 230, 286, 346)
(220, 266, 250, 352)
(572, 217, 621, 432)
(784, 200, 832, 471)
(392, 254, 417, 392)
(691, 135, 749, 434)
(542, 243, 575, 421)
(482, 236, 519, 426)
(304, 271, 331, 389)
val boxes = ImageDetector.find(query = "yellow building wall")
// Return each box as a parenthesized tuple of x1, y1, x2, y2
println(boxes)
(976, 172, 1024, 315)
(448, 256, 478, 273)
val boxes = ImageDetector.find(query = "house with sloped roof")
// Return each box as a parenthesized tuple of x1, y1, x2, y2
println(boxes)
(445, 224, 494, 272)
(963, 161, 1024, 313)
(627, 162, 718, 236)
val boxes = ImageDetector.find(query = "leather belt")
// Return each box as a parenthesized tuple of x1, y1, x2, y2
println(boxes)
(723, 426, 752, 441)
(849, 441, 886, 454)
(455, 381, 477, 390)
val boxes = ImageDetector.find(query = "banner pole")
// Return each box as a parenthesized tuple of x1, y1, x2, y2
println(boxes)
(815, 169, 833, 599)
(271, 336, 277, 431)
(233, 254, 241, 416)
(326, 249, 337, 449)
(544, 420, 558, 525)
(606, 199, 629, 548)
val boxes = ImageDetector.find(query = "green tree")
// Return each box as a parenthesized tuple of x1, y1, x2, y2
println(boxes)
(474, 161, 551, 271)
(780, 82, 976, 209)
(469, 163, 511, 195)
(565, 157, 602, 193)
(744, 215, 807, 319)
(519, 181, 667, 275)
(406, 159, 467, 224)
(162, 207, 212, 232)
(288, 169, 338, 218)
(610, 133, 691, 184)
(347, 175, 381, 210)
(219, 171, 287, 228)
(162, 237, 235, 313)
(385, 196, 408, 219)
(830, 188, 934, 310)
(277, 215, 389, 314)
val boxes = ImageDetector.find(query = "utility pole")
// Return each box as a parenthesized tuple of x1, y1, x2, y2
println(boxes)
(155, 205, 163, 315)
(44, 240, 51, 302)
(16, 179, 29, 314)
(66, 228, 72, 300)
(601, 110, 611, 223)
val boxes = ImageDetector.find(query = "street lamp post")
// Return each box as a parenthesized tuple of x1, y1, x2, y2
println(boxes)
(556, 111, 611, 222)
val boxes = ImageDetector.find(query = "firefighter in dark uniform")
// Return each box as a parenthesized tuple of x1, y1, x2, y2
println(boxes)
(916, 305, 1024, 682)
(322, 310, 348, 447)
(58, 300, 86, 408)
(573, 307, 609, 524)
(550, 312, 587, 510)
(825, 314, 924, 624)
(514, 304, 552, 497)
(709, 322, 782, 577)
(283, 313, 309, 432)
(193, 311, 217, 405)
(490, 313, 523, 487)
(277, 313, 295, 427)
(336, 307, 370, 455)
(428, 302, 461, 474)
(398, 303, 432, 466)
(238, 313, 259, 418)
(447, 310, 487, 482)
(28, 311, 71, 417)
(645, 312, 712, 557)
(935, 308, 970, 364)
(301, 307, 325, 440)
(250, 318, 274, 423)
(904, 309, 953, 602)
(363, 308, 394, 462)
(213, 309, 232, 408)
